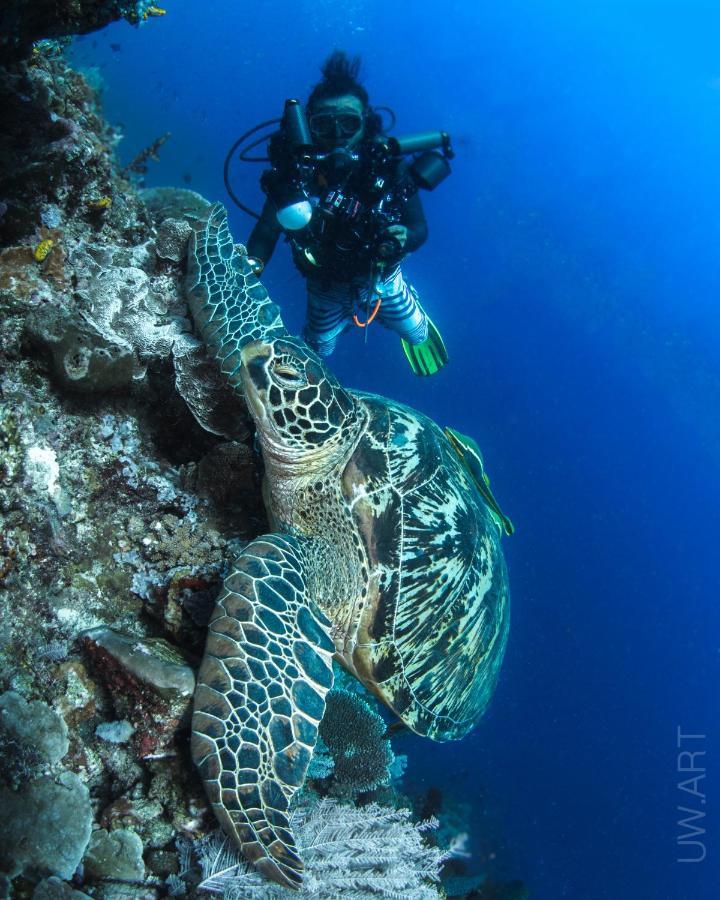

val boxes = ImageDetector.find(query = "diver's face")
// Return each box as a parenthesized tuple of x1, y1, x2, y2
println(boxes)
(309, 94, 365, 150)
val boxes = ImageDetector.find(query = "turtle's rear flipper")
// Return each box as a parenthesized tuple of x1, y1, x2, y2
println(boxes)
(402, 316, 449, 376)
(191, 534, 335, 889)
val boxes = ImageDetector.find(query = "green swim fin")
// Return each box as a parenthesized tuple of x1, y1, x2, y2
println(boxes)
(402, 317, 449, 376)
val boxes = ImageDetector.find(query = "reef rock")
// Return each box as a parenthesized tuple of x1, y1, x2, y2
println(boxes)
(82, 828, 145, 882)
(0, 1, 163, 62)
(82, 628, 195, 758)
(0, 772, 92, 880)
(33, 877, 92, 900)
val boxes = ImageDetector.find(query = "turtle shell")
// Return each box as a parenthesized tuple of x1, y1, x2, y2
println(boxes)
(342, 394, 510, 741)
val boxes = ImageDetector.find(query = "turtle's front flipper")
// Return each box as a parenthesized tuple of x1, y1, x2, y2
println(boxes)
(186, 204, 287, 390)
(191, 534, 334, 890)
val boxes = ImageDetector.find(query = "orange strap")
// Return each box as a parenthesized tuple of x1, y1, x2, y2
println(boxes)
(353, 296, 382, 328)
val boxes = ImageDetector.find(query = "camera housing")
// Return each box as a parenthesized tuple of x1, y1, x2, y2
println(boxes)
(261, 99, 454, 255)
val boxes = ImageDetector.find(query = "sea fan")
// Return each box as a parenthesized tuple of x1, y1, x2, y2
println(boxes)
(193, 800, 445, 898)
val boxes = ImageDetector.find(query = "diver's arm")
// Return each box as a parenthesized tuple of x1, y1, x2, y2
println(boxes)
(246, 198, 283, 266)
(400, 191, 429, 253)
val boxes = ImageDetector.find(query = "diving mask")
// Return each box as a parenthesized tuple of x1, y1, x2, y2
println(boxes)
(309, 110, 364, 140)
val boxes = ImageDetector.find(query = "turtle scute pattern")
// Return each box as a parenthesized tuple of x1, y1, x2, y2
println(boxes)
(186, 203, 286, 388)
(348, 397, 510, 742)
(191, 533, 335, 890)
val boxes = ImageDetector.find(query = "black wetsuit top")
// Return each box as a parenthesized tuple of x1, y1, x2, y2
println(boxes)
(247, 154, 428, 278)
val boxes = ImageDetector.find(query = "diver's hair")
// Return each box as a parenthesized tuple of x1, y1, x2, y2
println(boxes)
(307, 50, 383, 138)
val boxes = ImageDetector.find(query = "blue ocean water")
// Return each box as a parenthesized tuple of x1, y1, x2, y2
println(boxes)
(72, 2, 720, 897)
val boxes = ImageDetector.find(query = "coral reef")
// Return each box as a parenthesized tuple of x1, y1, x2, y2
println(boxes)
(1, 2, 163, 62)
(0, 37, 261, 898)
(0, 19, 522, 898)
(0, 45, 147, 244)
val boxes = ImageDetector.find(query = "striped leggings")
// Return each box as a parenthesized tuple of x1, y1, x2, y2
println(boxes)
(302, 266, 428, 357)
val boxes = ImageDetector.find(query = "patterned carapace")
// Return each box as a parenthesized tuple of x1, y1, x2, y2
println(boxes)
(186, 204, 511, 890)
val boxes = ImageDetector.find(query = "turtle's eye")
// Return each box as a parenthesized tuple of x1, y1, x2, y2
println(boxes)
(272, 360, 306, 387)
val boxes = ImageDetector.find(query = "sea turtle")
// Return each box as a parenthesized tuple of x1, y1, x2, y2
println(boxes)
(186, 205, 511, 890)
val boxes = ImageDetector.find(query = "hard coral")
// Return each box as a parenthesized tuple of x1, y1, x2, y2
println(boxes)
(319, 688, 395, 797)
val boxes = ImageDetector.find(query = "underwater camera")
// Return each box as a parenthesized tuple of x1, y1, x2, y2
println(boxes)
(223, 99, 454, 250)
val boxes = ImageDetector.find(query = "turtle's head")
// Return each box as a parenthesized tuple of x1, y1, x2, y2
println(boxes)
(241, 337, 358, 463)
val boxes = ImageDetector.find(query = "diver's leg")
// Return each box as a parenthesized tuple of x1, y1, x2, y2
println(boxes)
(375, 266, 429, 344)
(302, 278, 354, 356)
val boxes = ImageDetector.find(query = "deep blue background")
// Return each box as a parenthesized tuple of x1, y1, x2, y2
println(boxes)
(72, 2, 720, 897)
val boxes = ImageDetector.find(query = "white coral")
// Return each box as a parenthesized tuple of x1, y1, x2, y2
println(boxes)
(194, 800, 445, 899)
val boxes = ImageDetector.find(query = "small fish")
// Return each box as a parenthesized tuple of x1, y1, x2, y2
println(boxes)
(444, 426, 515, 536)
(182, 172, 192, 184)
(110, 43, 122, 52)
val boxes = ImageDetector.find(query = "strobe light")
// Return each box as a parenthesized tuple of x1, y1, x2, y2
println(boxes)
(275, 192, 313, 230)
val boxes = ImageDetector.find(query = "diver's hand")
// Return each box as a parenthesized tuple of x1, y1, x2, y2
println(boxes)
(246, 256, 265, 276)
(382, 224, 408, 249)
(377, 224, 408, 258)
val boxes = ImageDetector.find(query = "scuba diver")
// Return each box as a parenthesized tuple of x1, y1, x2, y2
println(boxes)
(227, 51, 454, 375)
